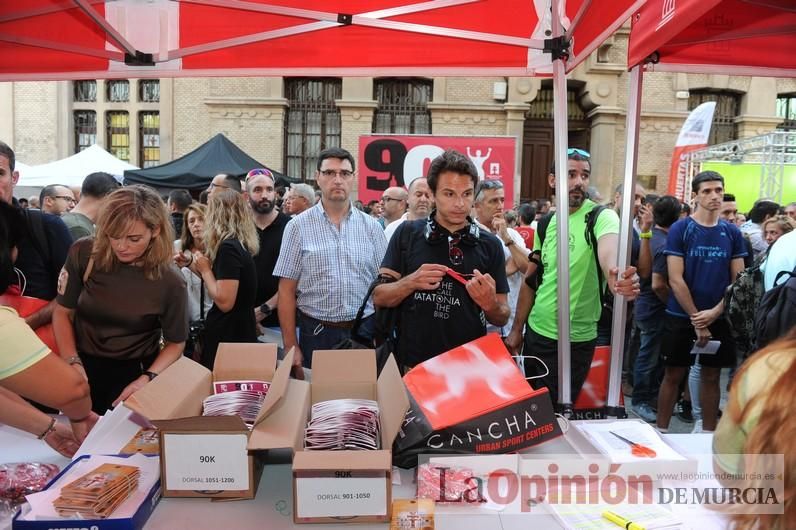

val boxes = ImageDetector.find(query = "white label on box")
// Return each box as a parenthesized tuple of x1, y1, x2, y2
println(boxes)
(295, 477, 387, 518)
(163, 433, 250, 491)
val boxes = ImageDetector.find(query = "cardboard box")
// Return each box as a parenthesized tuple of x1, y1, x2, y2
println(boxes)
(125, 343, 310, 500)
(292, 350, 410, 524)
(13, 455, 161, 530)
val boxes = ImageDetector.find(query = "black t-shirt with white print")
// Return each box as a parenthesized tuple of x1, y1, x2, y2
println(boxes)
(381, 219, 508, 366)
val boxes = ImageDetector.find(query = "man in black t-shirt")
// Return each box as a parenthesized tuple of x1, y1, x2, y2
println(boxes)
(0, 142, 73, 331)
(244, 169, 290, 329)
(373, 150, 510, 367)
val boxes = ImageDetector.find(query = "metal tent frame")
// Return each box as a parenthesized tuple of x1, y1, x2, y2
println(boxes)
(683, 131, 796, 206)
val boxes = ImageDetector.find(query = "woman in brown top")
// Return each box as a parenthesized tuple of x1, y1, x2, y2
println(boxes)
(53, 185, 188, 413)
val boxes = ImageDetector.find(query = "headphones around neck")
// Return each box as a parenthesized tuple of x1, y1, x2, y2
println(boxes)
(423, 209, 480, 245)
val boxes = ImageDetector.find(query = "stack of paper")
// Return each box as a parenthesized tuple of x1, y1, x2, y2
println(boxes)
(572, 421, 686, 463)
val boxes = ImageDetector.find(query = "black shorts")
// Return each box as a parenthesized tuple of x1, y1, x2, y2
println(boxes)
(660, 315, 736, 368)
(522, 326, 596, 406)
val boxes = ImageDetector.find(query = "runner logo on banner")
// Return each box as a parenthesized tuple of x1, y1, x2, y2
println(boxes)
(357, 136, 516, 206)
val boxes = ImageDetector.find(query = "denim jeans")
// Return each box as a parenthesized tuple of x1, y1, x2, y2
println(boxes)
(297, 313, 375, 369)
(631, 316, 665, 406)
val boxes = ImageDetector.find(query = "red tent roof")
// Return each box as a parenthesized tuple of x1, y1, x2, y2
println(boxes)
(628, 0, 796, 77)
(0, 0, 643, 80)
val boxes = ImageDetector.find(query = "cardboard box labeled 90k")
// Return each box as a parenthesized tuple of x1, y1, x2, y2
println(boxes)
(292, 350, 409, 524)
(125, 343, 310, 500)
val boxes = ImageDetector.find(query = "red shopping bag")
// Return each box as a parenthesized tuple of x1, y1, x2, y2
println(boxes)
(394, 333, 561, 467)
(572, 345, 624, 419)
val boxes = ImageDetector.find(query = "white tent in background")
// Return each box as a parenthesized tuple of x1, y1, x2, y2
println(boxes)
(16, 145, 138, 188)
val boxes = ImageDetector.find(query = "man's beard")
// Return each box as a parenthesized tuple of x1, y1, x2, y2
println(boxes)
(568, 187, 588, 208)
(250, 199, 274, 214)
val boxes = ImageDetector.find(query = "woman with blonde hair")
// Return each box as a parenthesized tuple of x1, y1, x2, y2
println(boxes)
(190, 189, 259, 368)
(713, 326, 795, 530)
(762, 214, 796, 246)
(173, 203, 213, 358)
(53, 185, 188, 413)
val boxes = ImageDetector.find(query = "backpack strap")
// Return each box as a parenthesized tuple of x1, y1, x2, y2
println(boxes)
(82, 256, 94, 284)
(536, 211, 554, 248)
(584, 204, 609, 303)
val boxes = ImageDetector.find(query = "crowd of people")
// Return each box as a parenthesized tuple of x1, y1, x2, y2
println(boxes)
(1, 140, 794, 529)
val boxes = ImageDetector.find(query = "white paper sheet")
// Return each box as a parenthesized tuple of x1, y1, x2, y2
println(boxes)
(573, 421, 687, 464)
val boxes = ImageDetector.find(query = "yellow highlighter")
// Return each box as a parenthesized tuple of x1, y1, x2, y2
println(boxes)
(602, 510, 646, 530)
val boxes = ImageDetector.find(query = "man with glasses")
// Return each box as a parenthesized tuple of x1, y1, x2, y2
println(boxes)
(381, 187, 408, 228)
(383, 177, 433, 243)
(373, 150, 509, 368)
(207, 173, 242, 197)
(473, 179, 530, 337)
(0, 142, 73, 334)
(40, 184, 76, 216)
(274, 148, 386, 376)
(506, 148, 639, 407)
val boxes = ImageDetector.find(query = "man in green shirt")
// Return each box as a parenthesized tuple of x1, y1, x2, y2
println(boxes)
(506, 149, 640, 406)
(61, 172, 120, 240)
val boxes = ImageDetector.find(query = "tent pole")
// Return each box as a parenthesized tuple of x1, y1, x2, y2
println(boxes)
(551, 0, 573, 414)
(73, 0, 138, 57)
(606, 64, 644, 414)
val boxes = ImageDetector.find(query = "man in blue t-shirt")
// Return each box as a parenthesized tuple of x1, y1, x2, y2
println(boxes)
(656, 171, 747, 433)
(630, 195, 681, 422)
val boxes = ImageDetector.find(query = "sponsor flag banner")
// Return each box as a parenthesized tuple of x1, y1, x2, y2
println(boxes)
(357, 135, 516, 206)
(667, 101, 716, 200)
(393, 334, 561, 468)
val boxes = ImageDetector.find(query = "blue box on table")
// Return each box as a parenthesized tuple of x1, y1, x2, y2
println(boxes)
(12, 455, 161, 530)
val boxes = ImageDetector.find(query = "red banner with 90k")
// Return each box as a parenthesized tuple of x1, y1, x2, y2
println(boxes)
(357, 135, 516, 206)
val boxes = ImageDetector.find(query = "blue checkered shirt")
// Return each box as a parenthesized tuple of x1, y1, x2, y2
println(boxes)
(273, 202, 387, 321)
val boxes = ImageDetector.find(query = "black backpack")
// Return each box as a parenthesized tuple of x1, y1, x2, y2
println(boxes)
(754, 267, 796, 349)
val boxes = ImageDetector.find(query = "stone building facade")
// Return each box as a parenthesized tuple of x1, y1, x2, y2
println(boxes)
(2, 26, 793, 202)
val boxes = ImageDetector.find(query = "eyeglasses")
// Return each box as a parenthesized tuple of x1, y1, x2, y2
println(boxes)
(448, 234, 464, 266)
(567, 148, 591, 158)
(319, 169, 354, 179)
(381, 196, 403, 203)
(208, 182, 230, 190)
(54, 195, 76, 204)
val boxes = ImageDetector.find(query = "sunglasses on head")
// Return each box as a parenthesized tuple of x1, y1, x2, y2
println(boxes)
(567, 148, 591, 158)
(245, 168, 273, 182)
(476, 179, 504, 195)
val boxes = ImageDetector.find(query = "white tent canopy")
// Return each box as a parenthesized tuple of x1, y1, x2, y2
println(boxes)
(16, 145, 138, 188)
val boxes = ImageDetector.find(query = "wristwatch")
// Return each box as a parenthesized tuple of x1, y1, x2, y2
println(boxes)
(143, 370, 159, 381)
(259, 303, 273, 319)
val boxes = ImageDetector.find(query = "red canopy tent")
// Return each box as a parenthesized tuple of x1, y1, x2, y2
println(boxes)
(0, 0, 642, 79)
(601, 0, 796, 411)
(0, 0, 648, 415)
(628, 0, 796, 77)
